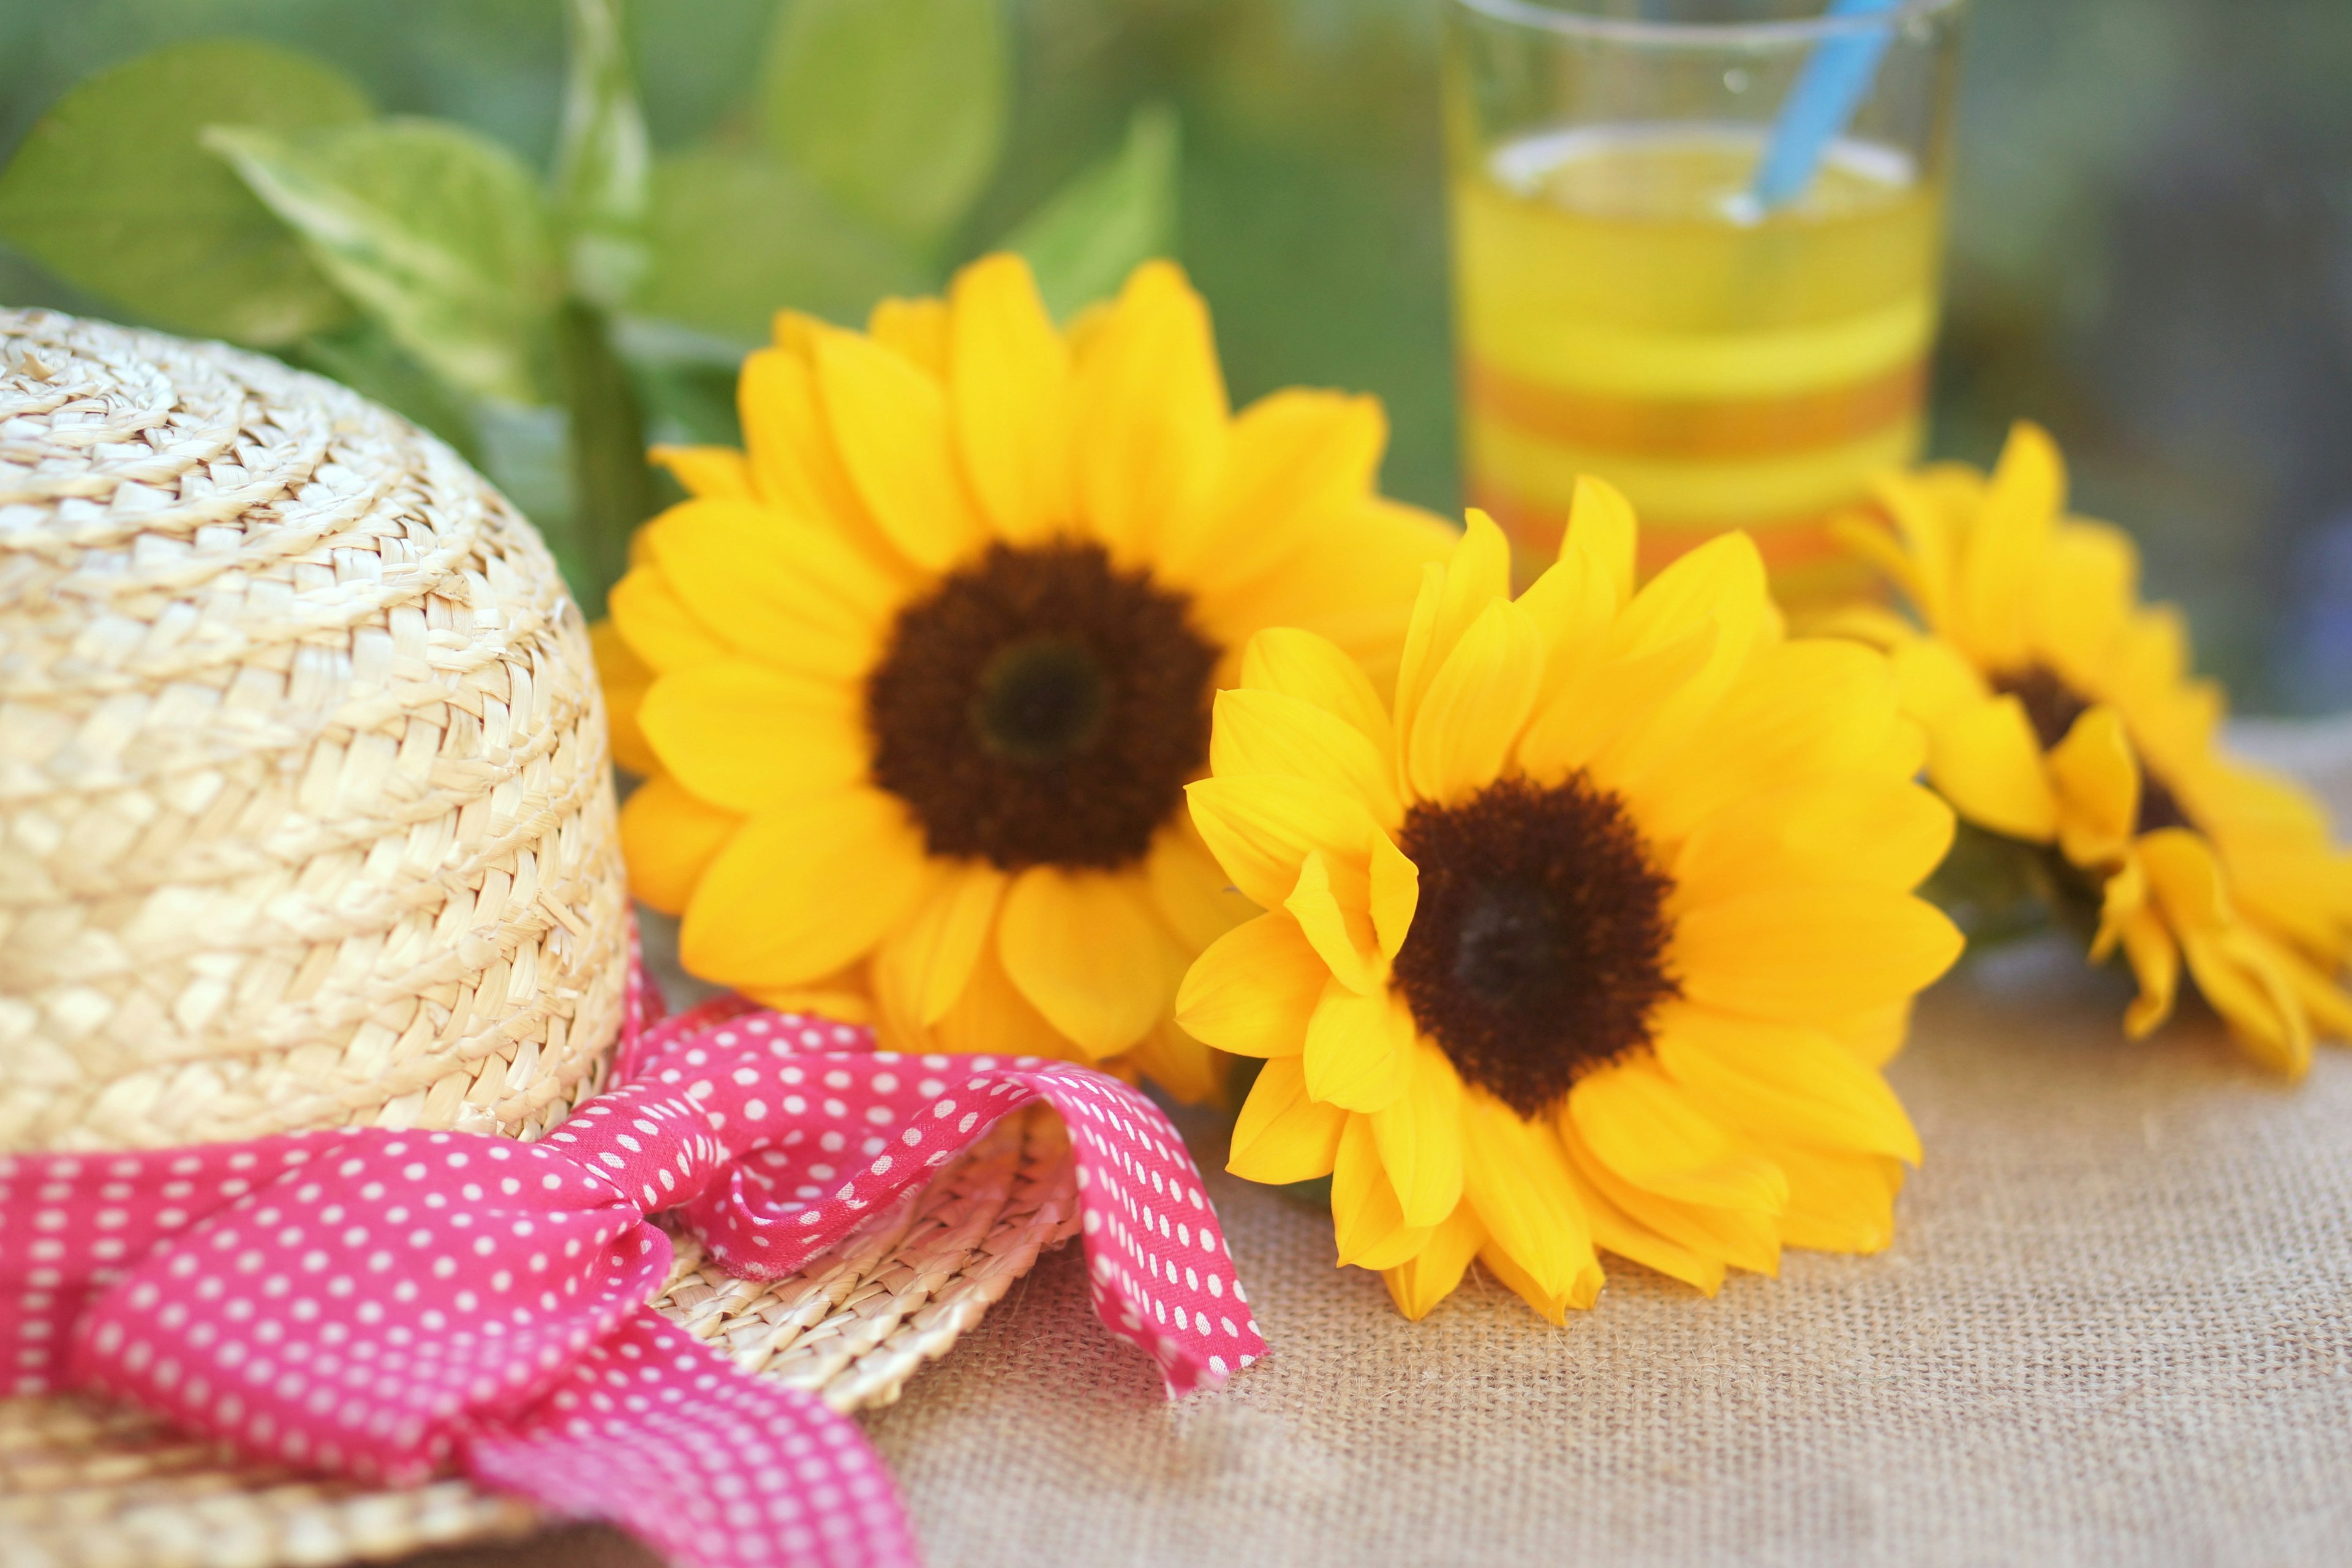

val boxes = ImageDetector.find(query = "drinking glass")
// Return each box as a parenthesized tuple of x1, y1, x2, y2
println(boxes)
(1446, 0, 1967, 608)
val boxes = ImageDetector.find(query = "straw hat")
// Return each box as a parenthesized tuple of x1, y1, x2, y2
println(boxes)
(0, 311, 1079, 1568)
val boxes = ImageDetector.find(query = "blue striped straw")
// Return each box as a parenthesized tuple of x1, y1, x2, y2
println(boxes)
(1749, 0, 1905, 211)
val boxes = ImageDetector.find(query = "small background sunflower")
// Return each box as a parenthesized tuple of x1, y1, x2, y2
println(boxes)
(1833, 423, 2352, 1073)
(596, 254, 1455, 1100)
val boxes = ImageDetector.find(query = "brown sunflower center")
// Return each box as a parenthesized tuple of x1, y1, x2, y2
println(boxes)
(865, 540, 1218, 872)
(1993, 663, 2192, 835)
(1391, 775, 1681, 1118)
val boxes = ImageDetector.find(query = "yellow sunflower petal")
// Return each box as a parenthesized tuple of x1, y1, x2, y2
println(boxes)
(1186, 774, 1383, 911)
(619, 775, 742, 916)
(649, 444, 754, 500)
(1227, 1055, 1346, 1183)
(1333, 1114, 1433, 1270)
(1212, 688, 1400, 826)
(1924, 693, 2062, 842)
(1650, 1001, 1922, 1163)
(1460, 1089, 1596, 1304)
(608, 564, 729, 675)
(1886, 635, 1992, 728)
(1517, 476, 1635, 716)
(736, 346, 871, 533)
(1369, 1036, 1466, 1228)
(1200, 499, 1458, 695)
(1144, 820, 1255, 954)
(874, 862, 1006, 1031)
(1566, 1057, 1790, 1213)
(1554, 1112, 1782, 1278)
(948, 253, 1075, 543)
(1556, 1148, 1728, 1295)
(2032, 520, 2139, 685)
(1302, 979, 1415, 1112)
(1285, 850, 1384, 995)
(813, 327, 989, 571)
(998, 867, 1182, 1058)
(1765, 1140, 1902, 1254)
(1381, 1203, 1485, 1320)
(1953, 420, 2064, 668)
(2095, 855, 2183, 1039)
(641, 499, 895, 680)
(592, 617, 662, 777)
(923, 935, 1074, 1060)
(1672, 777, 1954, 908)
(1632, 638, 1912, 842)
(2048, 703, 2140, 865)
(1072, 260, 1229, 562)
(1175, 913, 1321, 1057)
(1518, 618, 1716, 788)
(636, 658, 867, 813)
(1870, 468, 1959, 627)
(1235, 625, 1396, 753)
(1158, 389, 1385, 594)
(2180, 925, 2310, 1075)
(1368, 829, 1420, 960)
(1393, 510, 1511, 755)
(867, 295, 949, 379)
(1404, 597, 1545, 806)
(1587, 532, 1771, 790)
(1558, 473, 1637, 603)
(680, 788, 934, 989)
(1674, 885, 1964, 1024)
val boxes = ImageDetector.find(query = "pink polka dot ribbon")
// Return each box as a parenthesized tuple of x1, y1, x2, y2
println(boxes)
(0, 965, 1265, 1568)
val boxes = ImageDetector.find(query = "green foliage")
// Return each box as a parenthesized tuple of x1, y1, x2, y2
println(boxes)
(1009, 104, 1179, 322)
(554, 300, 655, 619)
(638, 151, 925, 339)
(206, 119, 561, 405)
(554, 0, 652, 311)
(0, 40, 369, 345)
(758, 0, 1009, 251)
(0, 7, 1177, 616)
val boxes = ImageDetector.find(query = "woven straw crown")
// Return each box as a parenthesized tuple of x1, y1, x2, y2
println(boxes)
(0, 308, 627, 1154)
(0, 312, 1079, 1568)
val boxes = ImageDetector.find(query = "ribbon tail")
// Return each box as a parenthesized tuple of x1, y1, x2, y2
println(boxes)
(466, 1309, 919, 1568)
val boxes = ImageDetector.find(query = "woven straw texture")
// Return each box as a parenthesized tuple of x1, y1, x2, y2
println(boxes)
(423, 736, 2352, 1568)
(0, 307, 627, 1152)
(0, 312, 1084, 1568)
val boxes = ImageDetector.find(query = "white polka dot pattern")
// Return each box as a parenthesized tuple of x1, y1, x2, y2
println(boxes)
(0, 972, 1264, 1567)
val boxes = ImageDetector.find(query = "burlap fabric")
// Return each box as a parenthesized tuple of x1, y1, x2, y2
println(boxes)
(426, 731, 2352, 1567)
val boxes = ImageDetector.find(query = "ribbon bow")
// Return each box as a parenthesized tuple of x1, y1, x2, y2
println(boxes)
(1, 969, 1265, 1567)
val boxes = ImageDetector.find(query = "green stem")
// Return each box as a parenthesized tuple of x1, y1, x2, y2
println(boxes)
(554, 296, 656, 619)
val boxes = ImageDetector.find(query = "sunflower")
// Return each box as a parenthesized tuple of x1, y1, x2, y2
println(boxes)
(1833, 421, 2352, 1074)
(598, 254, 1457, 1099)
(1175, 484, 1963, 1321)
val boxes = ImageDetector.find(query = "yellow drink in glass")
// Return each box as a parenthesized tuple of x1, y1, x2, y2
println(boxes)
(1455, 127, 1945, 605)
(1442, 0, 1966, 608)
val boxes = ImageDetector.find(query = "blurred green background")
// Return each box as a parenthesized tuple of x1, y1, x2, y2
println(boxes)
(4, 0, 2348, 712)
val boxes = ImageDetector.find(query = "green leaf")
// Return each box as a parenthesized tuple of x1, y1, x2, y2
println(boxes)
(1005, 104, 1181, 320)
(554, 0, 653, 310)
(0, 40, 369, 345)
(758, 0, 1009, 249)
(553, 300, 657, 617)
(636, 149, 927, 339)
(207, 119, 562, 406)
